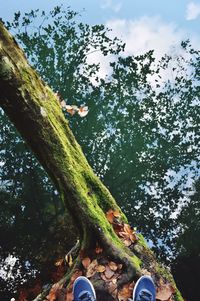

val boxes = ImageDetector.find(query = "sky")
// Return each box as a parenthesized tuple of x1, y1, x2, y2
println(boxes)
(1, 0, 200, 59)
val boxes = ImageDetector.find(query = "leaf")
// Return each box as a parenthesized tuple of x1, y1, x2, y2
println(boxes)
(118, 264, 123, 270)
(82, 257, 91, 269)
(60, 100, 66, 108)
(65, 291, 73, 301)
(118, 282, 134, 301)
(96, 265, 106, 273)
(118, 223, 137, 245)
(108, 261, 118, 271)
(108, 281, 117, 298)
(104, 265, 115, 279)
(46, 283, 62, 301)
(55, 259, 64, 266)
(95, 245, 103, 254)
(123, 239, 132, 247)
(71, 270, 83, 282)
(106, 209, 115, 223)
(65, 254, 73, 267)
(156, 283, 175, 301)
(113, 210, 121, 218)
(66, 105, 76, 116)
(86, 259, 98, 278)
(106, 209, 120, 223)
(78, 106, 89, 117)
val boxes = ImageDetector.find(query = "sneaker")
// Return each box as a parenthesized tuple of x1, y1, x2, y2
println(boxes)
(131, 275, 156, 301)
(73, 276, 96, 301)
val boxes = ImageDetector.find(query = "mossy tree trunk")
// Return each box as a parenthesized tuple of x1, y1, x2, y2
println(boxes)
(0, 22, 183, 301)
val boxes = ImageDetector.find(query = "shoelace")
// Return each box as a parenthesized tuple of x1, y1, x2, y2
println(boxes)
(78, 291, 95, 301)
(138, 290, 153, 301)
(128, 289, 153, 301)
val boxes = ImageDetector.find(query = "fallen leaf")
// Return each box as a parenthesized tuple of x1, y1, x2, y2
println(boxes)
(95, 246, 103, 254)
(106, 209, 121, 223)
(46, 283, 62, 301)
(106, 209, 115, 223)
(60, 100, 66, 108)
(156, 283, 175, 301)
(100, 273, 110, 282)
(70, 270, 83, 283)
(82, 257, 91, 269)
(123, 239, 132, 247)
(113, 223, 124, 235)
(66, 105, 77, 116)
(118, 264, 123, 270)
(123, 224, 133, 234)
(65, 290, 73, 301)
(118, 282, 134, 301)
(96, 265, 106, 273)
(78, 106, 89, 117)
(108, 261, 118, 271)
(67, 254, 73, 267)
(104, 265, 115, 279)
(68, 270, 83, 292)
(140, 269, 151, 276)
(113, 210, 121, 218)
(108, 281, 118, 298)
(86, 259, 98, 278)
(55, 259, 64, 266)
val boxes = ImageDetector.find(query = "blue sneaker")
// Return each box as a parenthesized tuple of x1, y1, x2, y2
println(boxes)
(131, 275, 156, 301)
(73, 276, 96, 301)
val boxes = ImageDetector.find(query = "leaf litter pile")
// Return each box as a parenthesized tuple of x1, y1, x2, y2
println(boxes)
(44, 209, 175, 301)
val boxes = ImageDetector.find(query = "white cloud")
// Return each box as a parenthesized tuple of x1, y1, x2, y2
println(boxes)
(106, 16, 186, 58)
(101, 0, 122, 13)
(86, 15, 200, 83)
(186, 2, 200, 20)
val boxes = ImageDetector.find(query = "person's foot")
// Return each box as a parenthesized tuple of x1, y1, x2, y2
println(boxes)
(73, 276, 96, 301)
(131, 275, 156, 301)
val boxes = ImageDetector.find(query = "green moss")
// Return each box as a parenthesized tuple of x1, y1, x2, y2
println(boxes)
(174, 289, 184, 301)
(0, 56, 15, 80)
(137, 233, 148, 248)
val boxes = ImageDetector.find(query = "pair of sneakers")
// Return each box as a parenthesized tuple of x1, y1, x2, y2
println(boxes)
(73, 275, 156, 301)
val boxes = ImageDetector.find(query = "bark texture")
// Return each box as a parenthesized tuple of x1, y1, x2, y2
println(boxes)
(0, 22, 183, 301)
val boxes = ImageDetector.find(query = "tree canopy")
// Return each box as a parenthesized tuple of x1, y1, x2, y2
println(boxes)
(0, 6, 199, 300)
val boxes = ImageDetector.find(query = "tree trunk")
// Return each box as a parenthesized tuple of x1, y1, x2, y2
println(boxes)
(0, 22, 183, 301)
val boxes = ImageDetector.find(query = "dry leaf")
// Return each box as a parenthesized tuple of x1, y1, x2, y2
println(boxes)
(65, 291, 73, 301)
(82, 257, 91, 269)
(108, 261, 118, 271)
(123, 239, 132, 247)
(86, 259, 98, 278)
(113, 210, 121, 218)
(156, 283, 175, 301)
(95, 246, 103, 254)
(104, 265, 115, 279)
(78, 106, 89, 117)
(118, 282, 134, 301)
(46, 283, 62, 301)
(66, 105, 78, 116)
(118, 264, 123, 270)
(65, 254, 73, 267)
(106, 209, 115, 223)
(108, 281, 118, 298)
(70, 270, 83, 283)
(55, 259, 64, 266)
(106, 209, 121, 223)
(100, 273, 110, 282)
(60, 100, 66, 108)
(96, 265, 106, 273)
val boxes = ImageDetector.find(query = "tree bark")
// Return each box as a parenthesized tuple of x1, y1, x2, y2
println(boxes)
(0, 22, 183, 301)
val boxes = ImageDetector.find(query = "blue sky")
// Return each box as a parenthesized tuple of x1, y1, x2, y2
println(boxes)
(1, 1, 200, 58)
